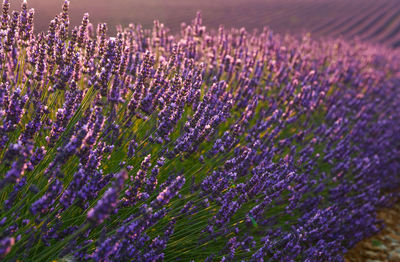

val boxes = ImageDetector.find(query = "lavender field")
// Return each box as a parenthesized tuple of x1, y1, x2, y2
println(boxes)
(10, 0, 400, 48)
(0, 0, 400, 261)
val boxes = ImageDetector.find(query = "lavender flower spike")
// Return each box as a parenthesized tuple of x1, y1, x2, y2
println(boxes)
(87, 170, 128, 224)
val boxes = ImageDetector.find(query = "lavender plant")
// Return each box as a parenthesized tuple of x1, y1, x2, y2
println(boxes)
(0, 1, 400, 261)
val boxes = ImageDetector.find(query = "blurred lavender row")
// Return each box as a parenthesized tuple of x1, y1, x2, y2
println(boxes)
(0, 0, 399, 261)
(9, 0, 400, 48)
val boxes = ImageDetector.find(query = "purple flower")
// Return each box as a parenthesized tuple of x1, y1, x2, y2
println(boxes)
(0, 237, 14, 259)
(30, 179, 63, 215)
(87, 170, 128, 224)
(152, 175, 185, 207)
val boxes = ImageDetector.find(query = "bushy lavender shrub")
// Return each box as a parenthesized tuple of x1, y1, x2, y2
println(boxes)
(0, 1, 400, 261)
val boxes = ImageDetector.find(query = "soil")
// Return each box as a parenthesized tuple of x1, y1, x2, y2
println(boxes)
(345, 204, 400, 262)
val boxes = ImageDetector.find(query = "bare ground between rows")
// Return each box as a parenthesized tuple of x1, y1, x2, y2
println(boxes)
(345, 202, 400, 262)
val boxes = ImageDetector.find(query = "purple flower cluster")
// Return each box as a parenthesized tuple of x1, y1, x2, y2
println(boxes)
(0, 1, 399, 261)
(87, 170, 128, 224)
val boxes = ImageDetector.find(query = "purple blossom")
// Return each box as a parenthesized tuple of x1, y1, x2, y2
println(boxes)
(87, 170, 128, 224)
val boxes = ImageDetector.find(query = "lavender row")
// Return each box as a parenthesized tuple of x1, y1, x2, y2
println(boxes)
(0, 0, 399, 261)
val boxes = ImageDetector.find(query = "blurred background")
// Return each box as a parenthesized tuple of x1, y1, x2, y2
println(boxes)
(10, 0, 400, 48)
